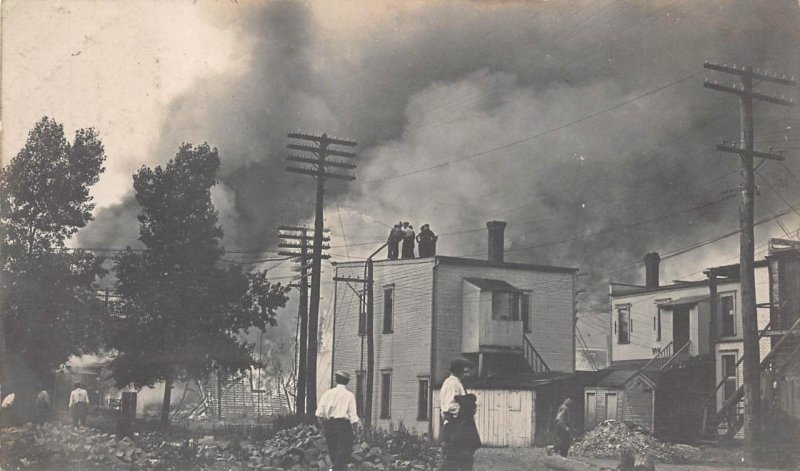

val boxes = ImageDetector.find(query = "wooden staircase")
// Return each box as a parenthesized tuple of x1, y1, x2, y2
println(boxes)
(698, 317, 800, 442)
(639, 340, 692, 373)
(523, 334, 550, 373)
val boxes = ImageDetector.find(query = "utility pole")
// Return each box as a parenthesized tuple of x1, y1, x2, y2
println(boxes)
(333, 242, 386, 433)
(279, 225, 330, 417)
(703, 62, 796, 462)
(286, 132, 357, 415)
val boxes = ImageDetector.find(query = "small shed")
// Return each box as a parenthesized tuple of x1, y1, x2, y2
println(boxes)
(584, 368, 657, 432)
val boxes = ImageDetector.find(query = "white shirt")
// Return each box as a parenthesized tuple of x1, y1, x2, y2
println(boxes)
(1, 393, 15, 409)
(315, 384, 359, 424)
(69, 388, 89, 408)
(440, 375, 466, 417)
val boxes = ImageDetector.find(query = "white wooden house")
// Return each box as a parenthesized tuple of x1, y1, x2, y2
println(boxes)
(331, 221, 579, 445)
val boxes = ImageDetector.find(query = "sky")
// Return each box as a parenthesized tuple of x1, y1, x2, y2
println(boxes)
(3, 0, 800, 372)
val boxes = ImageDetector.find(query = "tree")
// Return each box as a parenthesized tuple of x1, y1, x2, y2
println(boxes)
(109, 143, 289, 424)
(0, 117, 106, 405)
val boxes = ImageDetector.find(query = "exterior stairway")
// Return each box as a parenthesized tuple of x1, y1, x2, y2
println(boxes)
(523, 334, 550, 374)
(698, 316, 800, 442)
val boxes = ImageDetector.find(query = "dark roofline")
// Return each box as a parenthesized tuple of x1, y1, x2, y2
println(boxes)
(705, 258, 769, 276)
(610, 279, 708, 297)
(436, 255, 578, 274)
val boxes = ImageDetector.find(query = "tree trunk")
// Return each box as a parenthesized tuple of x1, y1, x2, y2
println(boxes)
(161, 376, 173, 426)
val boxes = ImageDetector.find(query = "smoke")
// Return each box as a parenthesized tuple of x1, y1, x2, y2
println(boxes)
(78, 0, 800, 346)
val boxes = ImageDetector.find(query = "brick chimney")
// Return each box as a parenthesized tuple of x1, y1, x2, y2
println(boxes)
(644, 252, 660, 288)
(487, 221, 507, 263)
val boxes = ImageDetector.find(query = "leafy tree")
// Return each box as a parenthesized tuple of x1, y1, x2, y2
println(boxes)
(0, 117, 106, 403)
(109, 143, 289, 424)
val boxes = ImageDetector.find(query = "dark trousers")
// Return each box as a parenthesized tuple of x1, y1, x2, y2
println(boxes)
(388, 241, 399, 260)
(440, 449, 474, 471)
(401, 239, 415, 259)
(36, 403, 51, 425)
(323, 418, 354, 471)
(556, 429, 571, 457)
(72, 402, 88, 426)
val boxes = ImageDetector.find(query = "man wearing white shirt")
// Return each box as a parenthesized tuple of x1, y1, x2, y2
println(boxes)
(316, 370, 359, 471)
(69, 382, 90, 427)
(439, 358, 473, 471)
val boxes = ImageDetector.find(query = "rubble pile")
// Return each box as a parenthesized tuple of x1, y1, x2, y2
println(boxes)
(1, 422, 439, 470)
(0, 423, 154, 469)
(570, 420, 698, 463)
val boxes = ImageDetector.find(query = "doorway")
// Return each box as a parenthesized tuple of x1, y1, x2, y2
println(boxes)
(673, 305, 691, 349)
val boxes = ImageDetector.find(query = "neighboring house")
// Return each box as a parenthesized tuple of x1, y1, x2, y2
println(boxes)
(588, 242, 800, 443)
(331, 221, 579, 445)
(202, 369, 290, 421)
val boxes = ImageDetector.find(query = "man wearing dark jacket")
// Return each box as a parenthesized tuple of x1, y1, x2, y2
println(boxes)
(554, 396, 575, 457)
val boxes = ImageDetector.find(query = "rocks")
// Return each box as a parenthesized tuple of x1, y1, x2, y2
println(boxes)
(569, 420, 698, 464)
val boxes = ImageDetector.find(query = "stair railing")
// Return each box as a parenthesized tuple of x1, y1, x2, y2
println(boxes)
(661, 340, 692, 371)
(523, 334, 550, 373)
(639, 341, 673, 372)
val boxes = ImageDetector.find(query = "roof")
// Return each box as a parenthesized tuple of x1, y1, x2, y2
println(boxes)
(437, 255, 578, 274)
(660, 294, 710, 307)
(333, 255, 578, 274)
(705, 258, 769, 277)
(595, 367, 658, 388)
(463, 278, 522, 292)
(610, 279, 708, 297)
(447, 371, 602, 391)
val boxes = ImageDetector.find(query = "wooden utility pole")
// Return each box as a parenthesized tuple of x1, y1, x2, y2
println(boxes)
(333, 241, 386, 432)
(704, 62, 796, 462)
(279, 226, 330, 416)
(286, 132, 357, 414)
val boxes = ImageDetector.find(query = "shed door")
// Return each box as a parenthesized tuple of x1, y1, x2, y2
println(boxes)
(585, 392, 596, 428)
(605, 393, 618, 420)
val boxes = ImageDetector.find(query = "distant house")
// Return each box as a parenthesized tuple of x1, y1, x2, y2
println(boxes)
(331, 221, 582, 446)
(587, 243, 800, 443)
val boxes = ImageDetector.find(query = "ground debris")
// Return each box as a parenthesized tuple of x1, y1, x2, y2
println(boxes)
(1, 422, 439, 470)
(569, 420, 699, 464)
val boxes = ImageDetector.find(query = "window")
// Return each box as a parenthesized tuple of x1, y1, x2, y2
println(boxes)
(491, 291, 521, 321)
(522, 293, 531, 333)
(617, 305, 630, 344)
(417, 378, 429, 420)
(655, 304, 667, 342)
(383, 286, 394, 333)
(722, 353, 737, 401)
(358, 301, 366, 337)
(355, 371, 365, 417)
(720, 294, 735, 337)
(380, 371, 392, 419)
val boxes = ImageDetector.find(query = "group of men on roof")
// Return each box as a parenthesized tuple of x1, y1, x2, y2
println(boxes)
(387, 222, 438, 260)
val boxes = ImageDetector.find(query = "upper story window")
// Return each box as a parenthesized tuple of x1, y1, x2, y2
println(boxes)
(522, 292, 531, 333)
(654, 300, 670, 342)
(383, 286, 395, 333)
(491, 291, 521, 321)
(720, 293, 736, 337)
(617, 305, 631, 344)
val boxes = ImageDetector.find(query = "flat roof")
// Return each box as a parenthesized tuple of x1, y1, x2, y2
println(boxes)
(610, 279, 708, 298)
(333, 255, 578, 274)
(463, 278, 523, 292)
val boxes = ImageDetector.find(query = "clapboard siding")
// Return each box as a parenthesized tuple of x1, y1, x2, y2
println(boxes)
(623, 380, 653, 430)
(206, 374, 288, 419)
(432, 389, 534, 446)
(333, 259, 435, 434)
(434, 263, 575, 381)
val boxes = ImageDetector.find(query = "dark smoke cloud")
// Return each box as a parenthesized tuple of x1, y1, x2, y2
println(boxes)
(79, 0, 800, 346)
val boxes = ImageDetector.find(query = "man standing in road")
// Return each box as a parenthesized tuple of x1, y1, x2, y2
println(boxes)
(554, 396, 575, 457)
(439, 357, 474, 470)
(316, 370, 359, 471)
(69, 382, 90, 427)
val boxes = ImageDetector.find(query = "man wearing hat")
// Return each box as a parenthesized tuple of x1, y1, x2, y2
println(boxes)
(439, 358, 476, 470)
(316, 370, 359, 471)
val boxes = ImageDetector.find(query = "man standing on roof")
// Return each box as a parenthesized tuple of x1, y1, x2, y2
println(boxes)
(387, 223, 402, 260)
(554, 396, 575, 457)
(316, 370, 359, 471)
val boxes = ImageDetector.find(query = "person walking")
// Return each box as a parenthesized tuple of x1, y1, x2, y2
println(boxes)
(387, 223, 402, 260)
(554, 396, 575, 457)
(316, 370, 359, 471)
(440, 358, 474, 470)
(401, 222, 416, 259)
(1, 390, 17, 427)
(416, 224, 438, 258)
(36, 387, 51, 425)
(69, 382, 90, 427)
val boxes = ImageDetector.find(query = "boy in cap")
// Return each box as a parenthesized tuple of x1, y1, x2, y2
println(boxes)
(316, 370, 359, 471)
